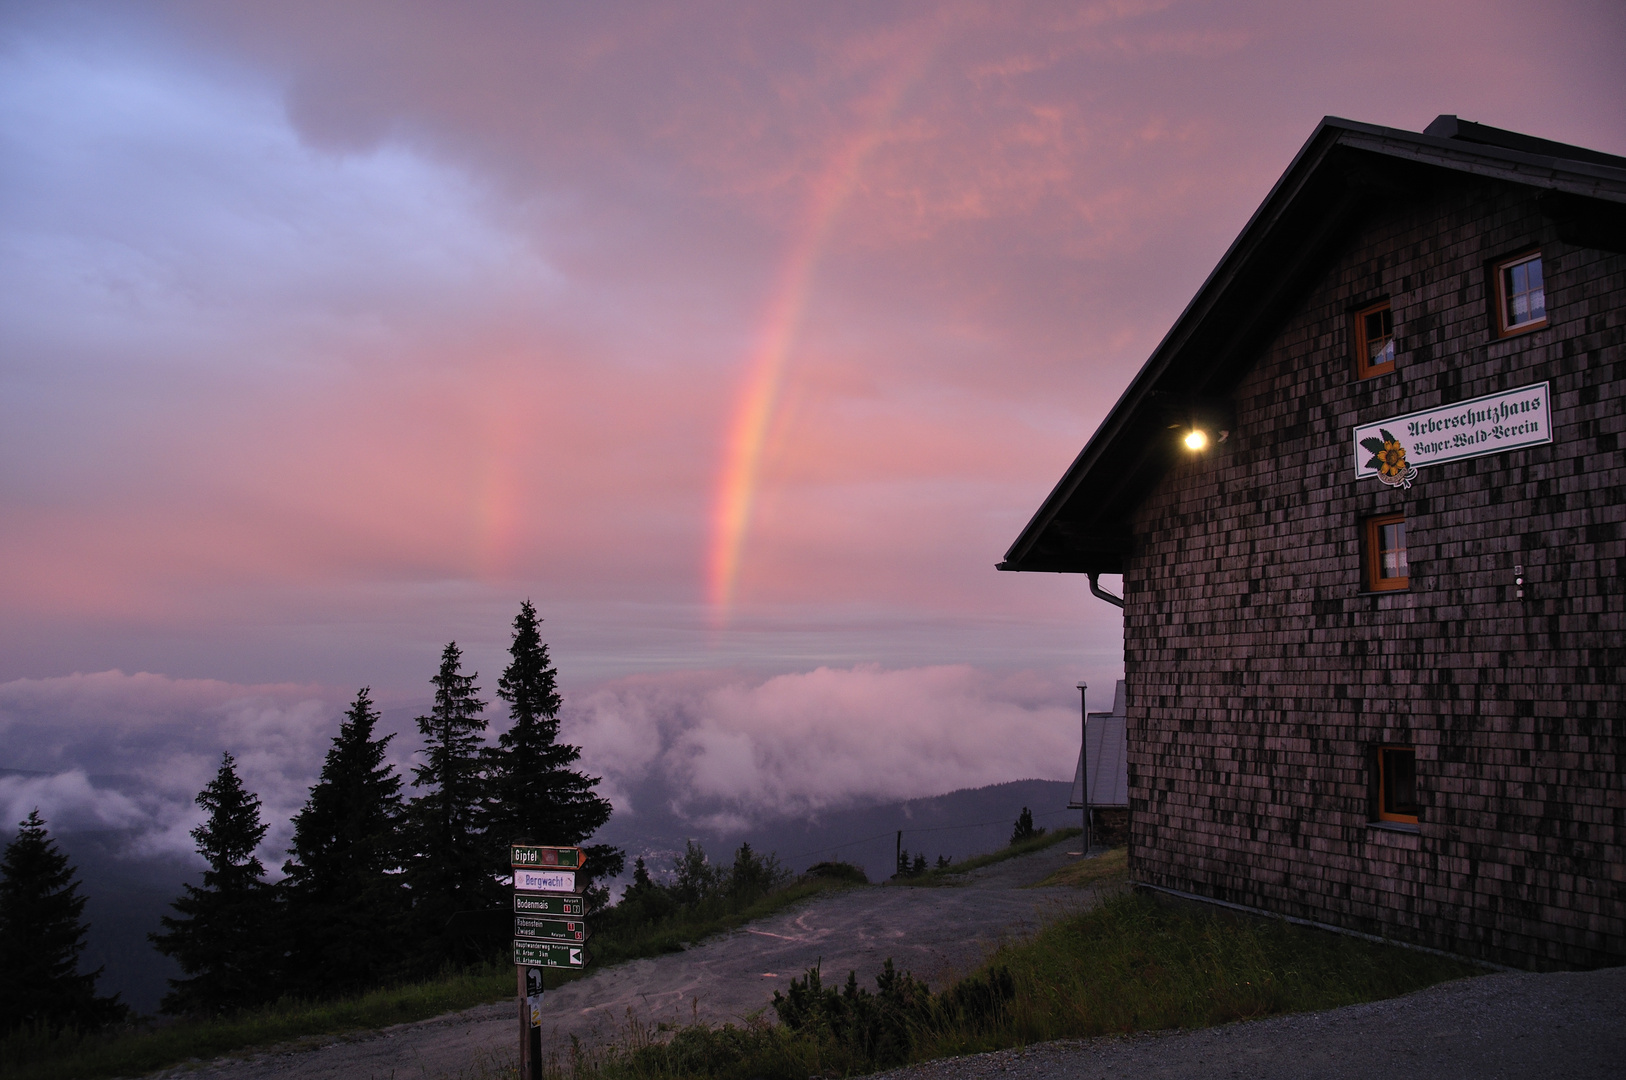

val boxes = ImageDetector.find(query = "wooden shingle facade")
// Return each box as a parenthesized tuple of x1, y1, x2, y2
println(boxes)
(1002, 116, 1624, 970)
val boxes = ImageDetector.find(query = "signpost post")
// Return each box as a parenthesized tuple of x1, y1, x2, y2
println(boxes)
(513, 844, 589, 1080)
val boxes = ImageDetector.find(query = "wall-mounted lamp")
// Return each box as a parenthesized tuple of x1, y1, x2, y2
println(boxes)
(1182, 428, 1229, 451)
(1156, 394, 1235, 453)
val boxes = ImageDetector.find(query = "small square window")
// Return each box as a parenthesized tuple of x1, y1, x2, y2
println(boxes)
(1352, 300, 1395, 378)
(1362, 513, 1408, 591)
(1494, 251, 1546, 336)
(1375, 745, 1419, 824)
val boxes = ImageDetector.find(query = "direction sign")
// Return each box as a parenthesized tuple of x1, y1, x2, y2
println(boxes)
(514, 868, 576, 893)
(513, 939, 588, 969)
(512, 845, 585, 869)
(515, 915, 589, 942)
(514, 893, 585, 916)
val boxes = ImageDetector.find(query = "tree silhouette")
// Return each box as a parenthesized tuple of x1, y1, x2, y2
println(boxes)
(0, 810, 126, 1033)
(404, 642, 497, 954)
(482, 602, 621, 906)
(282, 688, 408, 997)
(151, 753, 277, 1015)
(1010, 806, 1044, 845)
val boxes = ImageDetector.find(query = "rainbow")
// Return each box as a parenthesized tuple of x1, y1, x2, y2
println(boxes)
(706, 50, 933, 622)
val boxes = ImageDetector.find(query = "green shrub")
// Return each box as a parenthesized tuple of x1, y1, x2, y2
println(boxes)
(804, 861, 867, 884)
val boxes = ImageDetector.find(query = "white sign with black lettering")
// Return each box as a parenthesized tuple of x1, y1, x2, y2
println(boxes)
(1354, 382, 1551, 485)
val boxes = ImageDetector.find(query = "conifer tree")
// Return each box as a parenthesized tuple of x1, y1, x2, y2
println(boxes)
(607, 855, 676, 928)
(726, 842, 786, 902)
(151, 753, 277, 1015)
(1010, 806, 1043, 845)
(0, 810, 126, 1032)
(282, 688, 408, 998)
(482, 601, 622, 905)
(404, 642, 498, 946)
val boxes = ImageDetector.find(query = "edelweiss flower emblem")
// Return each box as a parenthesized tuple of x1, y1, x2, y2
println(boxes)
(1360, 428, 1418, 489)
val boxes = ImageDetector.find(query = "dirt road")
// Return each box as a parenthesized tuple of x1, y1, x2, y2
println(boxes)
(149, 846, 1624, 1080)
(159, 843, 1100, 1080)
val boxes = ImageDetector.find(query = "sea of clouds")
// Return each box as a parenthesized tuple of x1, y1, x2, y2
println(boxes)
(0, 664, 1080, 869)
(569, 665, 1079, 834)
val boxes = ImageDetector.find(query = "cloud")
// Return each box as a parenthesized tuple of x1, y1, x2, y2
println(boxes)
(0, 670, 345, 862)
(0, 770, 147, 834)
(2, 1, 1617, 728)
(0, 24, 730, 631)
(568, 663, 1080, 830)
(0, 663, 1087, 860)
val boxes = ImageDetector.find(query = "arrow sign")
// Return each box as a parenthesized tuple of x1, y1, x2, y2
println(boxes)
(513, 939, 588, 969)
(514, 893, 585, 916)
(514, 868, 576, 893)
(515, 915, 589, 942)
(512, 845, 585, 869)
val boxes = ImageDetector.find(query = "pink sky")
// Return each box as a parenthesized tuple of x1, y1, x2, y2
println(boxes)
(2, 2, 1623, 832)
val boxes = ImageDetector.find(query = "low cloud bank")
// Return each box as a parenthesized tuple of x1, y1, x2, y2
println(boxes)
(0, 664, 1085, 863)
(566, 664, 1080, 833)
(0, 670, 345, 863)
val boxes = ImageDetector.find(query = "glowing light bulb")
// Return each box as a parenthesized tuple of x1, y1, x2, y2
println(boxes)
(1184, 429, 1209, 451)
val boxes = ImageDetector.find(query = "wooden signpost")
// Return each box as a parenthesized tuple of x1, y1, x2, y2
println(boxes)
(513, 844, 589, 1080)
(513, 939, 590, 967)
(515, 915, 589, 942)
(515, 868, 577, 893)
(513, 844, 585, 867)
(514, 893, 584, 916)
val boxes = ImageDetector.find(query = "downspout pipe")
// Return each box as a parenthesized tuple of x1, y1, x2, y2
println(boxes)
(1088, 572, 1125, 609)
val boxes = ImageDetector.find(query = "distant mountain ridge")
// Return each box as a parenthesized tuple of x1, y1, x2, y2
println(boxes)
(595, 777, 1077, 886)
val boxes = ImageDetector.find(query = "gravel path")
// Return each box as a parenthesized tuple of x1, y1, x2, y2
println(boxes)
(875, 964, 1626, 1080)
(155, 843, 1101, 1080)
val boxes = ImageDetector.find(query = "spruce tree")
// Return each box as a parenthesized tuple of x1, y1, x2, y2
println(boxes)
(616, 856, 675, 919)
(404, 642, 498, 952)
(282, 688, 408, 998)
(482, 601, 622, 906)
(151, 753, 277, 1016)
(0, 810, 126, 1033)
(1010, 806, 1043, 845)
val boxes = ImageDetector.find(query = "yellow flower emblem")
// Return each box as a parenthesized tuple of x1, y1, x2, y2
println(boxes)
(1360, 427, 1418, 489)
(1377, 436, 1407, 477)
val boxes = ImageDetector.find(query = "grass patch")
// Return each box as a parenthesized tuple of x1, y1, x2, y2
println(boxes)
(1028, 845, 1128, 889)
(0, 963, 516, 1080)
(925, 889, 1480, 1048)
(3, 875, 859, 1080)
(897, 827, 1080, 886)
(549, 890, 1483, 1080)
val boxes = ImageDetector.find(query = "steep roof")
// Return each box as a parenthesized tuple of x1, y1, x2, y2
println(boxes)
(997, 115, 1626, 576)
